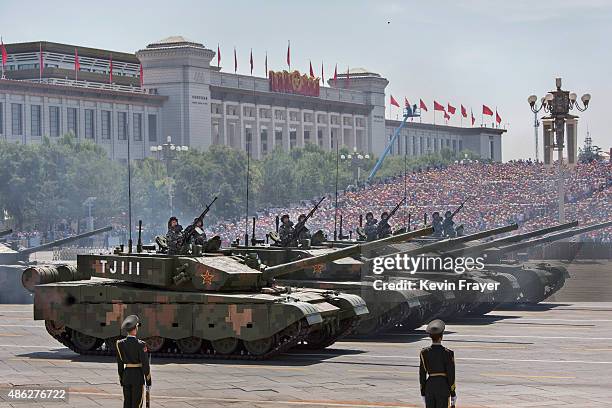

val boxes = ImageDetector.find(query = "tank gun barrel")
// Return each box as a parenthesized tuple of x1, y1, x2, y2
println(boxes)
(0, 229, 13, 238)
(372, 224, 519, 260)
(445, 221, 578, 257)
(489, 220, 612, 256)
(19, 226, 113, 256)
(262, 226, 433, 281)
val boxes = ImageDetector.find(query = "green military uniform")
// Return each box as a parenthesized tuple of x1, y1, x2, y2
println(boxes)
(116, 315, 152, 408)
(363, 213, 379, 242)
(377, 212, 392, 239)
(278, 215, 296, 247)
(419, 320, 456, 408)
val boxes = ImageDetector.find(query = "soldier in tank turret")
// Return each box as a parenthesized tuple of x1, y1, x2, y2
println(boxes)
(278, 214, 296, 247)
(363, 212, 379, 242)
(431, 212, 443, 238)
(190, 217, 207, 247)
(442, 211, 456, 238)
(166, 216, 183, 255)
(377, 211, 392, 239)
(295, 213, 311, 242)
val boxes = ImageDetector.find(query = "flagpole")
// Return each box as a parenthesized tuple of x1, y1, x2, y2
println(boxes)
(1, 36, 4, 79)
(39, 42, 42, 83)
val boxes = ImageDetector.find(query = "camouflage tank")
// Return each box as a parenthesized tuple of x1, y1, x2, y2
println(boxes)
(233, 226, 518, 334)
(22, 240, 370, 360)
(0, 226, 112, 304)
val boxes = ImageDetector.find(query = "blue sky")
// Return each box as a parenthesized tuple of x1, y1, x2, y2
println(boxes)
(1, 0, 609, 160)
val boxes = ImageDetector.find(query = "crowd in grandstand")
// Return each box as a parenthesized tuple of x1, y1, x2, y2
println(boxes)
(209, 160, 612, 243)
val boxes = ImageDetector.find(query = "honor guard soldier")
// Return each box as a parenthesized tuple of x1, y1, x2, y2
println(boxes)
(419, 319, 457, 408)
(116, 315, 152, 408)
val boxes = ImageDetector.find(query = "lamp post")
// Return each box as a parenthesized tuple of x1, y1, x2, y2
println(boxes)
(528, 78, 590, 222)
(340, 147, 370, 185)
(150, 136, 189, 216)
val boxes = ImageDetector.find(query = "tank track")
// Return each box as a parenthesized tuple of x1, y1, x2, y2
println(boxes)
(351, 303, 412, 336)
(298, 316, 361, 349)
(46, 319, 310, 361)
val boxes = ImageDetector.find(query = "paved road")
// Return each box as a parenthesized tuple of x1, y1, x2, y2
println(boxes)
(0, 301, 611, 408)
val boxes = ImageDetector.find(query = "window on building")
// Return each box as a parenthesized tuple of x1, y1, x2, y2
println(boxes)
(274, 110, 285, 121)
(148, 114, 157, 142)
(420, 136, 424, 155)
(317, 129, 323, 147)
(304, 130, 311, 144)
(67, 107, 78, 137)
(452, 140, 457, 152)
(133, 113, 142, 141)
(49, 106, 60, 137)
(459, 140, 463, 151)
(31, 105, 42, 137)
(490, 139, 495, 160)
(117, 112, 128, 140)
(303, 113, 313, 123)
(101, 110, 111, 139)
(11, 104, 23, 135)
(289, 130, 297, 149)
(245, 128, 253, 155)
(260, 129, 268, 155)
(412, 137, 417, 156)
(317, 114, 326, 124)
(243, 106, 255, 118)
(259, 108, 271, 119)
(289, 111, 299, 122)
(343, 117, 352, 126)
(85, 109, 95, 139)
(0, 102, 3, 134)
(275, 130, 283, 149)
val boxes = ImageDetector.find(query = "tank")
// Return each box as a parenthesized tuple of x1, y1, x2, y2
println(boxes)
(477, 220, 612, 304)
(23, 241, 370, 360)
(0, 226, 112, 304)
(235, 225, 519, 334)
(0, 229, 13, 238)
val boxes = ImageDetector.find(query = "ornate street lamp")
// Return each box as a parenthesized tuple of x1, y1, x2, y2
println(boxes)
(149, 136, 189, 216)
(528, 78, 590, 222)
(340, 147, 370, 184)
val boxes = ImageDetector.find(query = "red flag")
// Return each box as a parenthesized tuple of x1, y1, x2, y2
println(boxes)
(286, 40, 290, 69)
(309, 61, 314, 78)
(390, 95, 400, 108)
(419, 99, 428, 112)
(217, 44, 221, 67)
(139, 64, 143, 87)
(482, 104, 493, 116)
(74, 48, 80, 72)
(345, 66, 350, 89)
(333, 64, 337, 85)
(234, 47, 237, 73)
(249, 49, 253, 75)
(109, 54, 113, 83)
(265, 52, 268, 75)
(471, 109, 475, 126)
(404, 97, 411, 107)
(444, 111, 450, 120)
(496, 110, 502, 124)
(434, 100, 445, 111)
(1, 38, 7, 68)
(461, 104, 467, 118)
(321, 61, 324, 85)
(39, 42, 43, 80)
(447, 103, 456, 115)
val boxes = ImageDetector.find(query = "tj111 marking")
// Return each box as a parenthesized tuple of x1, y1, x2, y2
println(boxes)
(96, 260, 141, 276)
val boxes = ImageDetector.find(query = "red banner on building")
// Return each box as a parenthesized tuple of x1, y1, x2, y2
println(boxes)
(269, 70, 320, 97)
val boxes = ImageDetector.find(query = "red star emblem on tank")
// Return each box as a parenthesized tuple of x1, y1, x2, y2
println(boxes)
(312, 263, 325, 277)
(201, 270, 215, 286)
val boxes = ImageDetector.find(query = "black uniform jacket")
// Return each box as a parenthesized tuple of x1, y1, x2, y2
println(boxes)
(419, 344, 456, 397)
(116, 336, 152, 386)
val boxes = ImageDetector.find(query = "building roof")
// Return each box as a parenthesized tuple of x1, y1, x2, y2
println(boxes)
(337, 67, 381, 78)
(146, 36, 205, 49)
(385, 119, 507, 135)
(3, 41, 138, 63)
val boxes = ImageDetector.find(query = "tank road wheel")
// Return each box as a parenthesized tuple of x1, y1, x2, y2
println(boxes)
(72, 331, 102, 352)
(279, 321, 302, 342)
(355, 317, 380, 336)
(303, 324, 334, 349)
(176, 337, 203, 354)
(104, 336, 122, 353)
(244, 336, 276, 356)
(45, 320, 66, 336)
(211, 337, 239, 355)
(143, 336, 166, 353)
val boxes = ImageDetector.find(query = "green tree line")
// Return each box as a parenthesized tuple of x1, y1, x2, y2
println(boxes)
(0, 135, 470, 231)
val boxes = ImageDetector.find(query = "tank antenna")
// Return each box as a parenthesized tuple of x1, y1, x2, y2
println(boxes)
(127, 128, 133, 253)
(244, 140, 250, 246)
(333, 136, 339, 241)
